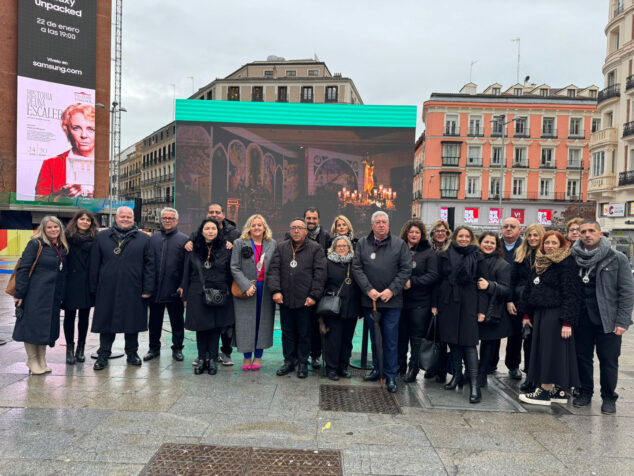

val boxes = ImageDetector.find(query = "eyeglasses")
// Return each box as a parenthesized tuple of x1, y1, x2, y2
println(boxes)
(502, 225, 518, 229)
(290, 226, 306, 231)
(569, 228, 580, 233)
(161, 217, 176, 221)
(335, 244, 349, 249)
(433, 230, 447, 234)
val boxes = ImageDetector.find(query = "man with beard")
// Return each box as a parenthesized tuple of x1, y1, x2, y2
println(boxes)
(90, 206, 155, 370)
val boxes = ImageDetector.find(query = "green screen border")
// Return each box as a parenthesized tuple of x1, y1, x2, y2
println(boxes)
(175, 100, 417, 128)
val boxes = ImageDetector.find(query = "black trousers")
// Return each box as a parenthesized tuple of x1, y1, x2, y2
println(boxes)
(148, 301, 185, 352)
(63, 308, 90, 346)
(505, 334, 523, 370)
(309, 307, 321, 359)
(323, 317, 357, 372)
(220, 325, 233, 356)
(576, 319, 622, 400)
(479, 339, 497, 375)
(196, 328, 222, 360)
(280, 305, 311, 365)
(397, 305, 431, 371)
(98, 332, 138, 358)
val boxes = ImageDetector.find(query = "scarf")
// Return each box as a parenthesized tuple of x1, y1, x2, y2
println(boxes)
(308, 225, 321, 242)
(571, 236, 612, 269)
(534, 247, 570, 275)
(67, 231, 94, 251)
(328, 252, 353, 263)
(478, 251, 498, 278)
(112, 223, 137, 242)
(431, 239, 448, 253)
(448, 242, 479, 285)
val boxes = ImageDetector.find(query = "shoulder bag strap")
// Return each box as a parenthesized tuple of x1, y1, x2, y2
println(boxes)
(336, 263, 350, 297)
(194, 256, 208, 291)
(28, 241, 44, 278)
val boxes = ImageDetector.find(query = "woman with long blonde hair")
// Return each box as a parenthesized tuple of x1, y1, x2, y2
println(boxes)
(330, 215, 357, 248)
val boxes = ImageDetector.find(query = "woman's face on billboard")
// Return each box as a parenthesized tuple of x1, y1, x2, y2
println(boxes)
(67, 112, 95, 157)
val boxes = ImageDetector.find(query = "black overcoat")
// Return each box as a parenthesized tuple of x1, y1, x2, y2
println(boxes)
(89, 228, 155, 333)
(403, 241, 439, 309)
(150, 227, 188, 303)
(436, 250, 479, 346)
(63, 233, 94, 310)
(181, 241, 234, 331)
(323, 259, 361, 319)
(13, 239, 67, 346)
(477, 254, 514, 341)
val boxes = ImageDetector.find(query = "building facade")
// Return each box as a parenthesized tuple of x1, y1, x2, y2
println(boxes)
(588, 0, 634, 242)
(413, 82, 599, 231)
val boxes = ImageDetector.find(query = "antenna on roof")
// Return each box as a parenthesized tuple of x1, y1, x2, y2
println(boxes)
(314, 52, 320, 61)
(512, 38, 520, 83)
(469, 60, 478, 83)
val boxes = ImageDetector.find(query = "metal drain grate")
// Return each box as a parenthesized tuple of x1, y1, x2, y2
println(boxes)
(319, 384, 402, 414)
(140, 443, 343, 475)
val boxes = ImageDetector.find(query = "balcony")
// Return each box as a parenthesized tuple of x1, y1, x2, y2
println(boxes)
(623, 121, 634, 138)
(444, 125, 460, 137)
(523, 192, 573, 201)
(541, 129, 557, 139)
(540, 161, 556, 169)
(567, 160, 583, 170)
(465, 192, 481, 200)
(512, 159, 528, 168)
(590, 127, 618, 150)
(466, 157, 482, 167)
(467, 127, 483, 137)
(513, 130, 530, 138)
(597, 84, 620, 104)
(619, 170, 634, 186)
(440, 189, 458, 199)
(442, 156, 460, 166)
(413, 191, 422, 200)
(491, 129, 504, 137)
(626, 75, 634, 91)
(568, 131, 586, 140)
(588, 173, 616, 192)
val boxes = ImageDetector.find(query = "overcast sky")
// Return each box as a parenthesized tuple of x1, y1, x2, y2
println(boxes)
(118, 0, 608, 148)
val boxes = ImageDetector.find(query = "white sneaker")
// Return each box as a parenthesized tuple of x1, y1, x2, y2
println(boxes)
(549, 387, 569, 404)
(219, 352, 234, 366)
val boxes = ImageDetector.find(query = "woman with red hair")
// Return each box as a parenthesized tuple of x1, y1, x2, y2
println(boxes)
(518, 230, 581, 406)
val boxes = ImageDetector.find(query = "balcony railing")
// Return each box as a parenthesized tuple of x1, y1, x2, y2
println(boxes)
(567, 161, 583, 169)
(541, 128, 557, 138)
(465, 192, 481, 199)
(466, 157, 482, 167)
(540, 161, 556, 169)
(513, 130, 529, 138)
(619, 170, 634, 186)
(626, 75, 634, 91)
(491, 129, 504, 137)
(590, 127, 618, 149)
(623, 121, 634, 137)
(442, 156, 459, 166)
(513, 159, 528, 168)
(467, 127, 483, 137)
(523, 192, 575, 201)
(588, 174, 616, 191)
(440, 188, 458, 199)
(568, 131, 586, 139)
(444, 125, 460, 136)
(598, 84, 620, 103)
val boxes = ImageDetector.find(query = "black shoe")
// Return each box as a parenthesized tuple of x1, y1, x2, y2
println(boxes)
(297, 363, 308, 378)
(601, 399, 616, 415)
(404, 366, 419, 383)
(310, 357, 321, 370)
(519, 380, 536, 394)
(126, 353, 142, 366)
(276, 362, 295, 376)
(93, 357, 108, 371)
(424, 370, 436, 379)
(487, 367, 497, 375)
(194, 358, 205, 375)
(326, 370, 339, 381)
(75, 344, 85, 363)
(476, 372, 488, 388)
(172, 350, 184, 362)
(572, 393, 592, 407)
(386, 378, 397, 393)
(338, 369, 352, 379)
(519, 387, 551, 406)
(207, 360, 217, 375)
(143, 350, 160, 362)
(508, 368, 522, 380)
(444, 373, 464, 390)
(66, 346, 76, 365)
(364, 369, 380, 382)
(549, 386, 569, 404)
(469, 378, 482, 404)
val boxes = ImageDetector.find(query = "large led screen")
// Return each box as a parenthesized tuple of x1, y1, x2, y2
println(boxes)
(174, 101, 417, 237)
(16, 0, 97, 200)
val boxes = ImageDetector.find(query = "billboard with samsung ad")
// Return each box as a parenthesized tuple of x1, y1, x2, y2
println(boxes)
(16, 0, 97, 200)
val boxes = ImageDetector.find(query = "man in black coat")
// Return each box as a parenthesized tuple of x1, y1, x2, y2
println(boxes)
(268, 218, 327, 378)
(90, 206, 155, 370)
(185, 202, 240, 366)
(144, 207, 188, 362)
(352, 211, 411, 393)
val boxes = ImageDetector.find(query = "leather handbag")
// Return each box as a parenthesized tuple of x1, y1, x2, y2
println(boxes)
(231, 280, 255, 299)
(419, 312, 442, 372)
(316, 263, 350, 318)
(5, 241, 43, 296)
(195, 257, 228, 307)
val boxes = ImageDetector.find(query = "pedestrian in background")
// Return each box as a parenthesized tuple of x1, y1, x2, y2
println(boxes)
(230, 214, 277, 371)
(329, 215, 358, 249)
(13, 216, 68, 374)
(566, 217, 584, 247)
(144, 207, 188, 363)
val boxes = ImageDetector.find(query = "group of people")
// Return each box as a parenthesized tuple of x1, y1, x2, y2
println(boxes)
(9, 204, 633, 414)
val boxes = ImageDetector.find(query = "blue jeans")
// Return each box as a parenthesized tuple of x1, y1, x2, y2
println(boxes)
(365, 307, 401, 379)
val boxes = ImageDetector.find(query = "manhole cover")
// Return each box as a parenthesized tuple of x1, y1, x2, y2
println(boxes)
(319, 384, 402, 414)
(140, 443, 342, 475)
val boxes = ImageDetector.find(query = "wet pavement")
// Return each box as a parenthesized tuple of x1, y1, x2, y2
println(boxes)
(0, 257, 633, 475)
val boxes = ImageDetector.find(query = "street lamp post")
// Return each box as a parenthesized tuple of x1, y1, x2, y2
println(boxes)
(492, 114, 518, 223)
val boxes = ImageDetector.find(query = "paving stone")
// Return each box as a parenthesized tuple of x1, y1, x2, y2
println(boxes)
(0, 459, 144, 476)
(424, 425, 545, 453)
(436, 448, 568, 475)
(91, 410, 210, 437)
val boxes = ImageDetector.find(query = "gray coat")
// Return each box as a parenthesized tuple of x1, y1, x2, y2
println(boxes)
(230, 238, 277, 352)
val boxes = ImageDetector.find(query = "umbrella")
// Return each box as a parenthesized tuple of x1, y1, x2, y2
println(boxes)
(319, 317, 329, 377)
(369, 300, 384, 388)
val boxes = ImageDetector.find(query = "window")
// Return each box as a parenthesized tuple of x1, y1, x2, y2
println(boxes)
(514, 147, 527, 166)
(441, 174, 459, 197)
(567, 89, 576, 97)
(540, 88, 549, 96)
(607, 111, 614, 127)
(569, 117, 583, 138)
(541, 148, 554, 167)
(568, 148, 582, 168)
(591, 117, 602, 133)
(467, 146, 482, 165)
(492, 87, 501, 95)
(326, 86, 338, 102)
(286, 70, 296, 77)
(514, 88, 523, 96)
(514, 116, 528, 136)
(277, 86, 288, 102)
(301, 86, 314, 102)
(492, 117, 504, 136)
(589, 89, 597, 98)
(540, 179, 552, 198)
(607, 70, 617, 87)
(445, 115, 459, 135)
(228, 86, 240, 101)
(442, 143, 460, 166)
(468, 115, 482, 136)
(567, 179, 580, 199)
(542, 117, 555, 136)
(308, 69, 319, 77)
(592, 151, 605, 176)
(264, 70, 273, 77)
(512, 178, 525, 197)
(466, 176, 480, 197)
(490, 177, 500, 197)
(251, 86, 263, 101)
(491, 146, 502, 166)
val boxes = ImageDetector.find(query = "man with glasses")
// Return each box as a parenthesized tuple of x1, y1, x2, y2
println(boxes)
(268, 218, 327, 378)
(144, 208, 188, 362)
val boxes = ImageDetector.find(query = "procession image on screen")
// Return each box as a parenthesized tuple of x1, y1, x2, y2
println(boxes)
(175, 117, 415, 236)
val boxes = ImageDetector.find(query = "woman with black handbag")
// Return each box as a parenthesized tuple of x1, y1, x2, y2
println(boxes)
(62, 209, 98, 365)
(436, 225, 481, 404)
(398, 219, 439, 382)
(319, 235, 361, 381)
(178, 218, 233, 376)
(476, 232, 513, 391)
